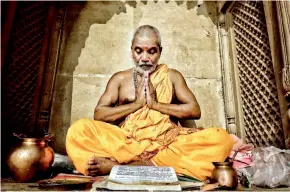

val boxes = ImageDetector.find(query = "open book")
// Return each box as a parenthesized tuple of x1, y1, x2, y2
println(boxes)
(106, 165, 181, 191)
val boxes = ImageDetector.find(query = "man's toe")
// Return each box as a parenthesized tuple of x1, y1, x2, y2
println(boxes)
(87, 164, 100, 171)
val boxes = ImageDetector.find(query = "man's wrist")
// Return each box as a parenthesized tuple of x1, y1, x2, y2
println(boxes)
(133, 101, 143, 110)
(151, 101, 159, 110)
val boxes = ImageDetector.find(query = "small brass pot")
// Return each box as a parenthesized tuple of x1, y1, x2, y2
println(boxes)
(212, 162, 238, 190)
(7, 135, 54, 182)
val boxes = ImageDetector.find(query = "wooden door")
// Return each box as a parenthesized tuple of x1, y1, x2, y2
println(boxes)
(219, 1, 289, 148)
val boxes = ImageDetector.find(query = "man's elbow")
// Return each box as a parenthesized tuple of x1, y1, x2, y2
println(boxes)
(94, 111, 102, 121)
(94, 108, 105, 121)
(179, 107, 200, 119)
(192, 110, 201, 119)
(189, 105, 201, 119)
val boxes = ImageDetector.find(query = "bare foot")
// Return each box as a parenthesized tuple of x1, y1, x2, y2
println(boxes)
(86, 156, 119, 176)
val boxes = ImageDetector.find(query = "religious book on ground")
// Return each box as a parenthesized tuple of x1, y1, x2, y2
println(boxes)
(106, 165, 182, 191)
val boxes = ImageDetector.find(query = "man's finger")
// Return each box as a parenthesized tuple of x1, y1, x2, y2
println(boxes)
(142, 82, 146, 94)
(142, 74, 149, 89)
(148, 79, 153, 91)
(88, 169, 100, 174)
(145, 79, 150, 95)
(88, 172, 98, 177)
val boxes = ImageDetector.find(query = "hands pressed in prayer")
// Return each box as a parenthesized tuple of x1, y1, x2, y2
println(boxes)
(144, 71, 157, 109)
(134, 72, 147, 108)
(134, 69, 158, 109)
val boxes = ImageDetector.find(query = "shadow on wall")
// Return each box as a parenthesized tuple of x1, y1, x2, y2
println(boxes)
(50, 0, 217, 154)
(50, 1, 135, 154)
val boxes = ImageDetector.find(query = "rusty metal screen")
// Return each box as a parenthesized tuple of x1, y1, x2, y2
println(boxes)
(3, 2, 49, 134)
(231, 1, 285, 148)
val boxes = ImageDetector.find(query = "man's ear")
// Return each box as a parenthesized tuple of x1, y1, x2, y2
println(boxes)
(159, 46, 163, 53)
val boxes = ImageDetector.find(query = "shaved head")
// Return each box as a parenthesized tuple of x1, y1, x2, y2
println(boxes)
(131, 25, 162, 50)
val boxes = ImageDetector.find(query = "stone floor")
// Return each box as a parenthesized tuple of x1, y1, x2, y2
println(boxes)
(1, 177, 93, 191)
(2, 177, 290, 191)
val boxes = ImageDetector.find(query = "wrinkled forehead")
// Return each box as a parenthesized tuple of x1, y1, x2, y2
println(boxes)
(132, 30, 159, 47)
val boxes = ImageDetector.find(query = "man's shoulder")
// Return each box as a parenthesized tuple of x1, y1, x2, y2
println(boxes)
(111, 68, 133, 81)
(168, 68, 179, 74)
(168, 68, 184, 80)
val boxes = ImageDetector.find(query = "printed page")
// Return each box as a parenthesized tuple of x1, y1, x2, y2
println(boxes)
(108, 165, 179, 185)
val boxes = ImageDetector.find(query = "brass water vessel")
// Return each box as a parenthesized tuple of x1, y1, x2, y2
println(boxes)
(7, 134, 54, 182)
(212, 161, 238, 190)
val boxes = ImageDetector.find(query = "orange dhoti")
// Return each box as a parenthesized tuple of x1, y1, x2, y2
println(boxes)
(66, 64, 234, 180)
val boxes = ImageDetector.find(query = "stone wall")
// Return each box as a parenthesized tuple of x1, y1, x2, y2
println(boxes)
(49, 0, 226, 154)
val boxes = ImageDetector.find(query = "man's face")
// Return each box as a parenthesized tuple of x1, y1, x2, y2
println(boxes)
(131, 31, 161, 74)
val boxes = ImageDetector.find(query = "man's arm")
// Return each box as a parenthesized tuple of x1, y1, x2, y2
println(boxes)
(147, 69, 201, 119)
(94, 72, 146, 123)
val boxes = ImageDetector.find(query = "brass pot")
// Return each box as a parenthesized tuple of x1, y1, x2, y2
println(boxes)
(212, 162, 238, 190)
(7, 135, 54, 182)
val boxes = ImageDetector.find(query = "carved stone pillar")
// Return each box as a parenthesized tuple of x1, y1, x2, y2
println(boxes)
(276, 1, 290, 148)
(218, 14, 238, 136)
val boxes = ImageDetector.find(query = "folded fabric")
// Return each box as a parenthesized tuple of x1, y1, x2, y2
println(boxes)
(229, 134, 254, 169)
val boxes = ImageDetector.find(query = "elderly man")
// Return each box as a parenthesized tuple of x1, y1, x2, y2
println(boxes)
(66, 25, 234, 180)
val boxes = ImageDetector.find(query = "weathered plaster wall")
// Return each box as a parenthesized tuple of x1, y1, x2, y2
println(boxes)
(49, 0, 226, 154)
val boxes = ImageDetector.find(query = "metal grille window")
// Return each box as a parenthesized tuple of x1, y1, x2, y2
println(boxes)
(2, 2, 49, 134)
(232, 1, 285, 148)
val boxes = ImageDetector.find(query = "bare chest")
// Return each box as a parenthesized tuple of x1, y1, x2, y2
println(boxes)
(118, 78, 136, 105)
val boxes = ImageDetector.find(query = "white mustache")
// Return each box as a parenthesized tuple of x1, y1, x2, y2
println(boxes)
(136, 61, 153, 65)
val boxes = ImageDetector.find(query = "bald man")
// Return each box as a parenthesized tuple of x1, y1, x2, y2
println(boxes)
(66, 25, 234, 180)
